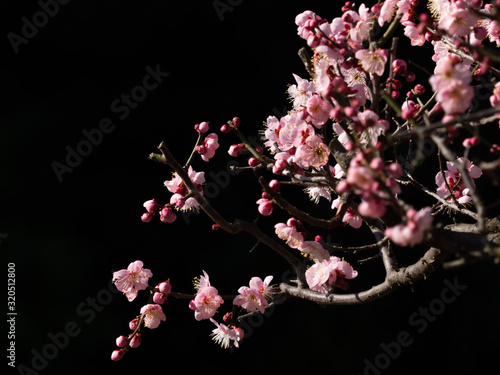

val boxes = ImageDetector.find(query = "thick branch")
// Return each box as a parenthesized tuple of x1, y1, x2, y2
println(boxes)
(280, 246, 446, 305)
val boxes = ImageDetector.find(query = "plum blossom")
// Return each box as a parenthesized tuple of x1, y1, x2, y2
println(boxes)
(189, 271, 224, 321)
(332, 197, 362, 229)
(233, 276, 273, 313)
(295, 135, 330, 169)
(164, 166, 205, 211)
(140, 304, 166, 329)
(429, 54, 474, 115)
(385, 207, 433, 247)
(210, 318, 244, 349)
(298, 241, 330, 262)
(435, 158, 482, 204)
(305, 256, 358, 293)
(197, 133, 219, 162)
(355, 48, 388, 76)
(275, 219, 304, 249)
(288, 73, 316, 110)
(438, 3, 477, 37)
(304, 186, 331, 203)
(306, 95, 334, 128)
(113, 261, 153, 302)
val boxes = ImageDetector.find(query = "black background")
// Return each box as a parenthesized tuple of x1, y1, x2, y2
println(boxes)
(1, 1, 499, 374)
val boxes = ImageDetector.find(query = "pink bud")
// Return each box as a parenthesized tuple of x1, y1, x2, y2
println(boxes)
(129, 318, 140, 331)
(378, 119, 390, 131)
(307, 33, 320, 48)
(269, 179, 280, 192)
(392, 59, 407, 74)
(141, 212, 153, 223)
(129, 333, 141, 348)
(391, 90, 400, 99)
(314, 235, 323, 242)
(287, 218, 302, 227)
(176, 198, 185, 208)
(143, 199, 159, 213)
(220, 124, 232, 133)
(273, 159, 287, 174)
(153, 292, 168, 304)
(116, 335, 128, 348)
(223, 312, 232, 323)
(228, 143, 245, 157)
(158, 281, 172, 295)
(335, 180, 351, 194)
(197, 121, 209, 133)
(404, 71, 416, 82)
(413, 84, 425, 95)
(257, 199, 274, 216)
(232, 117, 241, 127)
(387, 162, 403, 178)
(160, 206, 177, 223)
(248, 157, 261, 167)
(111, 349, 126, 361)
(261, 191, 271, 200)
(212, 224, 220, 230)
(369, 157, 385, 171)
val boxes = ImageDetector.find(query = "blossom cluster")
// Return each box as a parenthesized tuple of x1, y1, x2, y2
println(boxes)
(111, 261, 278, 356)
(112, 0, 499, 359)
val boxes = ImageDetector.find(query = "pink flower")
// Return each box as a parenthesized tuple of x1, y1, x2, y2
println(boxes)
(295, 135, 330, 169)
(403, 21, 425, 46)
(435, 157, 482, 204)
(210, 318, 244, 349)
(437, 81, 475, 115)
(438, 7, 477, 37)
(140, 304, 166, 329)
(159, 206, 177, 223)
(164, 165, 205, 195)
(288, 73, 316, 110)
(298, 241, 330, 262)
(275, 220, 304, 249)
(385, 207, 433, 247)
(306, 95, 334, 128)
(378, 0, 398, 26)
(233, 287, 266, 313)
(355, 48, 388, 76)
(189, 271, 224, 321)
(249, 276, 274, 299)
(113, 261, 153, 302)
(332, 197, 362, 229)
(358, 198, 387, 219)
(198, 133, 219, 162)
(305, 256, 358, 293)
(164, 166, 205, 211)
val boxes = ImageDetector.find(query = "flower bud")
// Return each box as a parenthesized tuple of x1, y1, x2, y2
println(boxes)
(160, 206, 177, 223)
(129, 318, 140, 331)
(196, 121, 209, 133)
(273, 159, 287, 174)
(314, 235, 323, 242)
(143, 199, 159, 213)
(158, 281, 172, 295)
(129, 333, 142, 348)
(248, 157, 261, 167)
(153, 292, 168, 304)
(223, 312, 232, 323)
(116, 335, 128, 348)
(392, 59, 407, 74)
(269, 179, 280, 192)
(257, 199, 274, 216)
(232, 117, 241, 127)
(141, 212, 153, 223)
(111, 349, 126, 361)
(287, 218, 302, 227)
(228, 143, 245, 157)
(335, 180, 351, 194)
(212, 224, 220, 230)
(220, 124, 232, 133)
